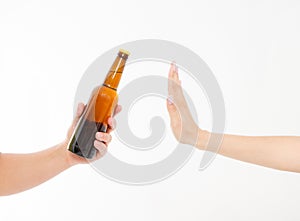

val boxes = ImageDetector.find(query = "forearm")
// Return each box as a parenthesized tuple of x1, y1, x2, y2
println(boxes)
(197, 130, 300, 172)
(0, 144, 71, 196)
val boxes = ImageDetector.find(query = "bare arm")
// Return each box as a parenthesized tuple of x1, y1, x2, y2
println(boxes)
(0, 103, 121, 196)
(197, 132, 300, 172)
(0, 144, 71, 196)
(166, 63, 300, 173)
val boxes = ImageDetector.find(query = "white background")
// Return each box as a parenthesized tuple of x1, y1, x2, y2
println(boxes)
(1, 0, 300, 220)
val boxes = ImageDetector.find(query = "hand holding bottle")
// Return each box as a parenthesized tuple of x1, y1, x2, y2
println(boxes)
(0, 50, 128, 196)
(64, 102, 122, 166)
(0, 102, 121, 196)
(68, 50, 129, 159)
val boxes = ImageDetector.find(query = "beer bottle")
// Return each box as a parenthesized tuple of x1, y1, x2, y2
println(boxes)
(68, 49, 130, 159)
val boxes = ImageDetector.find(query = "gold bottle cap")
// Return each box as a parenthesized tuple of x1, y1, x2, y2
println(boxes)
(119, 49, 130, 56)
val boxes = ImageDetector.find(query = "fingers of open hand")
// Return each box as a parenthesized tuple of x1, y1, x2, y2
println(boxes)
(168, 63, 183, 105)
(168, 62, 179, 81)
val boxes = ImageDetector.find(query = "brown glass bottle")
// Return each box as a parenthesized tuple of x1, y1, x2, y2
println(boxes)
(68, 49, 130, 159)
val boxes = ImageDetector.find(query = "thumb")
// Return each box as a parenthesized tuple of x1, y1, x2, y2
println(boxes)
(166, 97, 180, 123)
(71, 103, 85, 129)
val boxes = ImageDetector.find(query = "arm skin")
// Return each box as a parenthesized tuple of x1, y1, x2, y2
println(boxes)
(0, 103, 121, 196)
(166, 63, 300, 173)
(0, 144, 73, 196)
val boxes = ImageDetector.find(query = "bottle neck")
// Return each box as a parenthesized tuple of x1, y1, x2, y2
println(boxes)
(103, 52, 128, 90)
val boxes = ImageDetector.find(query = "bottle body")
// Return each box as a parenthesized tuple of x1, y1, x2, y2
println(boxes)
(68, 86, 118, 158)
(68, 49, 129, 159)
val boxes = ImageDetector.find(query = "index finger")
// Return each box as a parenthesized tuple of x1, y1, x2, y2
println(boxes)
(168, 63, 182, 97)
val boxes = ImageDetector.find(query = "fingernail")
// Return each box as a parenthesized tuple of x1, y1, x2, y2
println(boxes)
(109, 120, 115, 129)
(174, 63, 178, 72)
(167, 96, 174, 105)
(97, 133, 103, 139)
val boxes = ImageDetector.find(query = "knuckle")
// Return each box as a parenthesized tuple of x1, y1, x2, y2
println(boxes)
(95, 132, 101, 139)
(94, 140, 99, 148)
(103, 133, 111, 142)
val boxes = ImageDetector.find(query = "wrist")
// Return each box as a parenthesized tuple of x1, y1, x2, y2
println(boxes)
(196, 129, 211, 150)
(57, 142, 75, 168)
(61, 140, 90, 166)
